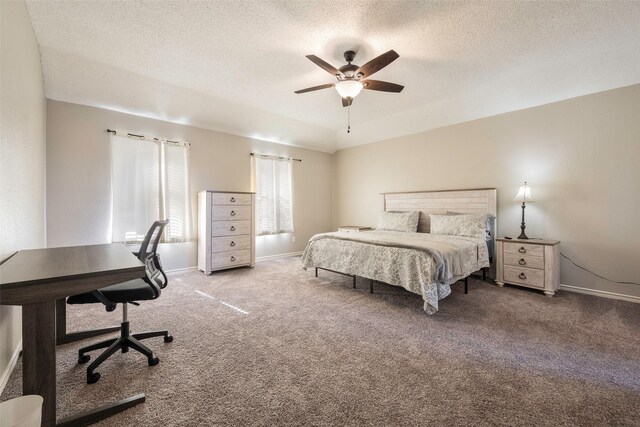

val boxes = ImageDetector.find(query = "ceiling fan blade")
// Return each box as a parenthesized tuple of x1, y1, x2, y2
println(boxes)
(294, 83, 335, 94)
(355, 50, 399, 78)
(362, 79, 404, 93)
(305, 55, 343, 77)
(341, 97, 353, 108)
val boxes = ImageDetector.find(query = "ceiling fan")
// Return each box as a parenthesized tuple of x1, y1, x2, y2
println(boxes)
(295, 50, 404, 108)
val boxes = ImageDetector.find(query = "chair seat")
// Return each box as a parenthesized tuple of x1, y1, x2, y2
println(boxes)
(68, 279, 157, 305)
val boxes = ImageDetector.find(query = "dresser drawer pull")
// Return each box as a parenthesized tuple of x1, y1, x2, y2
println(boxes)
(519, 273, 527, 280)
(230, 197, 236, 202)
(230, 256, 236, 262)
(518, 258, 526, 265)
(230, 241, 235, 247)
(230, 210, 236, 216)
(230, 226, 236, 231)
(518, 247, 526, 254)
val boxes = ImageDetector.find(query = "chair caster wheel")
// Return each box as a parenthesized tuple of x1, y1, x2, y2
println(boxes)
(87, 372, 101, 384)
(164, 335, 173, 343)
(78, 354, 90, 364)
(149, 357, 159, 366)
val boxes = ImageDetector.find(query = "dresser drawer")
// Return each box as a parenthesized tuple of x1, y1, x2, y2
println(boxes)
(503, 266, 544, 289)
(212, 235, 251, 253)
(211, 220, 251, 236)
(503, 242, 543, 257)
(211, 206, 252, 221)
(212, 192, 252, 206)
(212, 249, 251, 269)
(504, 253, 544, 270)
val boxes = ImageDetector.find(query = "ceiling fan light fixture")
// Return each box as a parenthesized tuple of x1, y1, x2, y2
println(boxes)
(335, 80, 363, 99)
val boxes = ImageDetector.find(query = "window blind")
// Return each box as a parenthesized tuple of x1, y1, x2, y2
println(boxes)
(255, 156, 294, 235)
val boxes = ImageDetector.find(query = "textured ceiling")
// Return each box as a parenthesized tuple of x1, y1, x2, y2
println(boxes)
(26, 1, 640, 153)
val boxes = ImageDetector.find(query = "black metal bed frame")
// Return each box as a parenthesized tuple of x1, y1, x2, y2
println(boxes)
(315, 266, 488, 295)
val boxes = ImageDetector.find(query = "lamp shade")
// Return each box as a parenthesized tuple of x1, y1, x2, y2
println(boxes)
(335, 80, 363, 99)
(513, 182, 534, 203)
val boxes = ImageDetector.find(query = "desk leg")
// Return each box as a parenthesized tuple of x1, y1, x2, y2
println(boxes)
(23, 301, 56, 427)
(55, 298, 120, 345)
(56, 299, 66, 342)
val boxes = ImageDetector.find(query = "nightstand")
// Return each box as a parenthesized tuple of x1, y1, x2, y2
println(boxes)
(496, 238, 561, 297)
(338, 226, 372, 233)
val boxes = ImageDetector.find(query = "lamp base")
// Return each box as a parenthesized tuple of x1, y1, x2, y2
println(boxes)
(518, 203, 529, 239)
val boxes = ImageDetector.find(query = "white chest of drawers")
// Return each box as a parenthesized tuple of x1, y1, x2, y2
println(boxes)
(496, 238, 560, 296)
(197, 190, 256, 274)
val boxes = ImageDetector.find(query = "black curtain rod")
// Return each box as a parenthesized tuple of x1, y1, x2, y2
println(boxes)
(106, 129, 189, 146)
(250, 152, 302, 162)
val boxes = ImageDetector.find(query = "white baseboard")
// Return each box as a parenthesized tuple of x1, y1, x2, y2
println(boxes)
(560, 284, 640, 303)
(166, 266, 197, 274)
(165, 252, 303, 272)
(0, 340, 22, 395)
(256, 251, 303, 262)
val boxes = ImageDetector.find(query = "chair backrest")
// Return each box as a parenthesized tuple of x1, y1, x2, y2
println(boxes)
(138, 220, 168, 261)
(138, 220, 169, 294)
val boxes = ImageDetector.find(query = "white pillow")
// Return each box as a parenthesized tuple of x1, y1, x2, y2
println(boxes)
(447, 211, 494, 238)
(377, 211, 420, 232)
(430, 214, 488, 239)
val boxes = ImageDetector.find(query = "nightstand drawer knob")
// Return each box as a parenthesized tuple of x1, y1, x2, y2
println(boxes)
(519, 273, 527, 280)
(518, 247, 526, 253)
(230, 226, 236, 231)
(230, 210, 236, 216)
(230, 241, 235, 247)
(518, 258, 526, 265)
(230, 256, 236, 262)
(230, 197, 236, 202)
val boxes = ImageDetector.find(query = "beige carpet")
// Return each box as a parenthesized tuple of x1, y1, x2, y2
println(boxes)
(2, 256, 639, 426)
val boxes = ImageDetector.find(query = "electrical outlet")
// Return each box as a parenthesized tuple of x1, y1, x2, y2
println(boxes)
(291, 235, 296, 243)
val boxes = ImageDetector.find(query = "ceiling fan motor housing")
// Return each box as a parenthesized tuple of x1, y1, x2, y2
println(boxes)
(339, 50, 361, 79)
(338, 64, 359, 78)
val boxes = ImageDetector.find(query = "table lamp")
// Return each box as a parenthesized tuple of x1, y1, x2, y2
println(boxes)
(514, 182, 534, 239)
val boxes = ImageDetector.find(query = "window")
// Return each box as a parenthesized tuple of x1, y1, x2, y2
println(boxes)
(111, 134, 191, 243)
(254, 155, 294, 235)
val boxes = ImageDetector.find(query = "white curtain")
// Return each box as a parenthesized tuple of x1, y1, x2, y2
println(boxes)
(255, 156, 294, 235)
(111, 134, 191, 243)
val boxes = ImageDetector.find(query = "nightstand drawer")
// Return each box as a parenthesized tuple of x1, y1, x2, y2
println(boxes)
(503, 266, 544, 289)
(504, 253, 544, 270)
(503, 242, 543, 257)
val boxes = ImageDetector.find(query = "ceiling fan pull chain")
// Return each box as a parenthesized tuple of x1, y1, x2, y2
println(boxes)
(347, 104, 351, 133)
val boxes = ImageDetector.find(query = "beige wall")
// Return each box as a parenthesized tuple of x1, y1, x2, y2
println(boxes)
(46, 100, 333, 270)
(0, 1, 46, 388)
(333, 85, 640, 298)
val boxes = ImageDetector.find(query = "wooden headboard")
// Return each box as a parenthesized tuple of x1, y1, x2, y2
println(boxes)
(382, 188, 497, 233)
(382, 188, 498, 267)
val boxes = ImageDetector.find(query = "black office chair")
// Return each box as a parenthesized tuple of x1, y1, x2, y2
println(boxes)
(68, 220, 173, 384)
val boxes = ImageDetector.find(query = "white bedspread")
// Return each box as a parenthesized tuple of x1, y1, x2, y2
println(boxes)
(301, 230, 490, 314)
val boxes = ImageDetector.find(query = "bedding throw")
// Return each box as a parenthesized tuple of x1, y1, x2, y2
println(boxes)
(301, 230, 490, 314)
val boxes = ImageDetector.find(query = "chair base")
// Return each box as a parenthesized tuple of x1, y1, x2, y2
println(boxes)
(78, 320, 172, 384)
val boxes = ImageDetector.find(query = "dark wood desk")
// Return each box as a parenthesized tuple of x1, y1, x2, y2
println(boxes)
(0, 244, 147, 427)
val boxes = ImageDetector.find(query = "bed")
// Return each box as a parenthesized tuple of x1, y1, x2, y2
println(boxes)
(301, 188, 497, 314)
